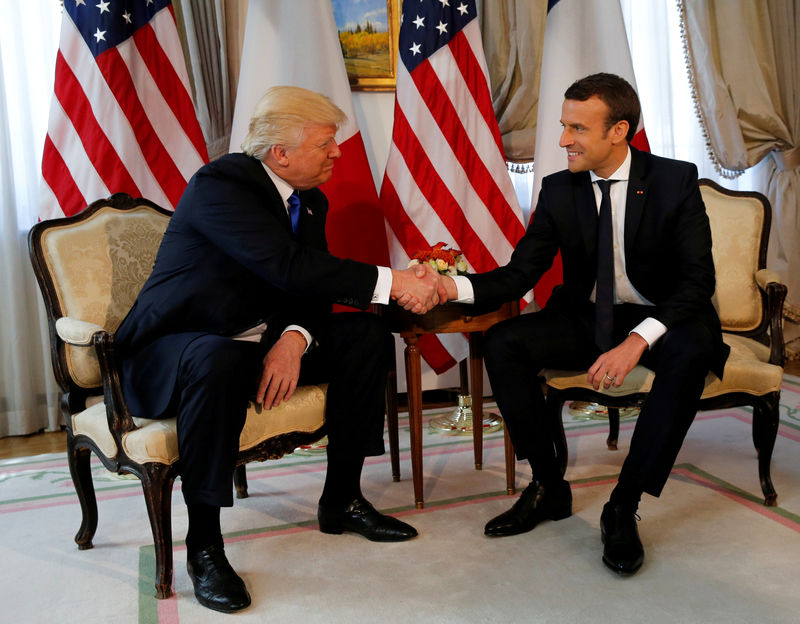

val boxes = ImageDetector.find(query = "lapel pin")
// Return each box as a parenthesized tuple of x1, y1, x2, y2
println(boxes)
(636, 190, 643, 195)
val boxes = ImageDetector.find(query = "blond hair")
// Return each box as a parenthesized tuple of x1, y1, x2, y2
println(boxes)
(241, 86, 347, 160)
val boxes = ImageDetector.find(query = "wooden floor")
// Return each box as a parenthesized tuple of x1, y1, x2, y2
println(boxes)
(2, 359, 799, 461)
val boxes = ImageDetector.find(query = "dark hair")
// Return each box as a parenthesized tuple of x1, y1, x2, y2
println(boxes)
(564, 73, 640, 143)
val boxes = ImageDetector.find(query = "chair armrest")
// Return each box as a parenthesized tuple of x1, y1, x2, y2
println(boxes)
(55, 317, 106, 346)
(755, 270, 787, 367)
(92, 330, 138, 435)
(755, 269, 782, 291)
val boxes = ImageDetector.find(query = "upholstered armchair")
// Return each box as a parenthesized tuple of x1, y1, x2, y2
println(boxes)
(544, 179, 787, 506)
(28, 194, 327, 599)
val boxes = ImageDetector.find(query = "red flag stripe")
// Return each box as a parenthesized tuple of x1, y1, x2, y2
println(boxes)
(417, 334, 458, 374)
(132, 24, 208, 162)
(409, 60, 525, 247)
(41, 137, 86, 218)
(52, 52, 142, 200)
(391, 106, 498, 272)
(449, 28, 505, 157)
(116, 33, 203, 183)
(379, 175, 433, 260)
(94, 47, 187, 207)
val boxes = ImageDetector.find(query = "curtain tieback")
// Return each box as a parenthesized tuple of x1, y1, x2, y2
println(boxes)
(773, 145, 800, 171)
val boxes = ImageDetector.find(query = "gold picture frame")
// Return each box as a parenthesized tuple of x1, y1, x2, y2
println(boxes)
(333, 0, 400, 91)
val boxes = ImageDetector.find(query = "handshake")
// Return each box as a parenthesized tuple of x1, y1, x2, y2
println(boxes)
(390, 263, 458, 314)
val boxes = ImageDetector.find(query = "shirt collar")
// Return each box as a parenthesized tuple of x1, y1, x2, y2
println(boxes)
(590, 146, 631, 183)
(261, 161, 295, 204)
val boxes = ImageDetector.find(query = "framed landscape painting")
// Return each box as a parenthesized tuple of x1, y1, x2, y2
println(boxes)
(332, 0, 400, 91)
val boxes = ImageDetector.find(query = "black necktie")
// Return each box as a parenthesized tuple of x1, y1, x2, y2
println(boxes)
(595, 179, 615, 351)
(288, 191, 301, 234)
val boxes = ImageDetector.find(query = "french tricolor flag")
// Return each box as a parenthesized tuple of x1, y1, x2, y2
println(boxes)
(531, 0, 650, 306)
(229, 0, 390, 270)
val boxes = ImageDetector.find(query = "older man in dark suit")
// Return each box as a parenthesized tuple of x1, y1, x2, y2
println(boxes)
(439, 73, 728, 575)
(115, 86, 439, 613)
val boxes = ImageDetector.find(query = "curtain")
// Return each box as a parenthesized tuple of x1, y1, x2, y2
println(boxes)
(0, 3, 62, 437)
(477, 0, 547, 165)
(174, 0, 233, 160)
(679, 0, 800, 338)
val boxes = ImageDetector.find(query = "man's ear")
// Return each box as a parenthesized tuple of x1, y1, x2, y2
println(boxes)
(612, 120, 629, 144)
(269, 144, 289, 166)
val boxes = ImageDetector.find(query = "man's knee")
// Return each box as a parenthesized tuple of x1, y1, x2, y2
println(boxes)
(485, 318, 520, 363)
(179, 337, 261, 390)
(658, 321, 714, 365)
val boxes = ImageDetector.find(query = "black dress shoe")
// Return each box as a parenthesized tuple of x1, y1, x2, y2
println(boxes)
(186, 544, 251, 613)
(484, 480, 572, 537)
(318, 496, 418, 542)
(600, 502, 644, 575)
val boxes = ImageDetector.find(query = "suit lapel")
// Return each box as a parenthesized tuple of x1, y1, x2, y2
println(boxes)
(624, 147, 648, 252)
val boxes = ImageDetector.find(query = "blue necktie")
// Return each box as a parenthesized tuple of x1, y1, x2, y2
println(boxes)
(288, 191, 301, 234)
(595, 179, 616, 351)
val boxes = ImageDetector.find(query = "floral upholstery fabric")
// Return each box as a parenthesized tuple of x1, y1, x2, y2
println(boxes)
(41, 205, 169, 388)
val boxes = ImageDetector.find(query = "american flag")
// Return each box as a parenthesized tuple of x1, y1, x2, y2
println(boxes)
(380, 0, 525, 373)
(40, 0, 207, 220)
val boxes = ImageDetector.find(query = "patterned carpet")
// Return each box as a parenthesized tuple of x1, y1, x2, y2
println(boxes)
(2, 376, 800, 623)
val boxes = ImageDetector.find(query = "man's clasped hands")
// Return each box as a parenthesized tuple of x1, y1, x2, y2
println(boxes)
(390, 263, 457, 314)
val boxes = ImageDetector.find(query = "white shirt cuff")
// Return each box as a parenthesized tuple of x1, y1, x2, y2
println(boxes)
(372, 266, 392, 305)
(452, 275, 475, 303)
(630, 317, 667, 348)
(282, 325, 313, 352)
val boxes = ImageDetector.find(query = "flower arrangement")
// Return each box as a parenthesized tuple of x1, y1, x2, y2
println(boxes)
(407, 242, 468, 276)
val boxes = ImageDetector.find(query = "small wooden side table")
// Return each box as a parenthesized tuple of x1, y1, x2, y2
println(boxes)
(382, 301, 518, 508)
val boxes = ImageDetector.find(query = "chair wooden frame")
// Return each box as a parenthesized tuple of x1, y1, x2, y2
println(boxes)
(29, 194, 326, 599)
(543, 179, 787, 506)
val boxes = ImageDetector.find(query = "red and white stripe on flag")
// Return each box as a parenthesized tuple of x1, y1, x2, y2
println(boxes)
(228, 0, 390, 269)
(40, 0, 207, 221)
(531, 0, 649, 306)
(380, 0, 525, 374)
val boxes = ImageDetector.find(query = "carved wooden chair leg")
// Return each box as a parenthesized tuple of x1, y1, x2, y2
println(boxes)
(607, 407, 620, 450)
(753, 392, 780, 506)
(67, 440, 98, 550)
(141, 463, 176, 599)
(233, 464, 249, 499)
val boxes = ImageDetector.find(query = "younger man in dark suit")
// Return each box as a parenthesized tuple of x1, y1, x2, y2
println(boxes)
(115, 86, 440, 612)
(439, 73, 728, 575)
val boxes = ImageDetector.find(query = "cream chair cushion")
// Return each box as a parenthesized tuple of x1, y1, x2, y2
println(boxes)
(71, 385, 327, 464)
(40, 206, 169, 388)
